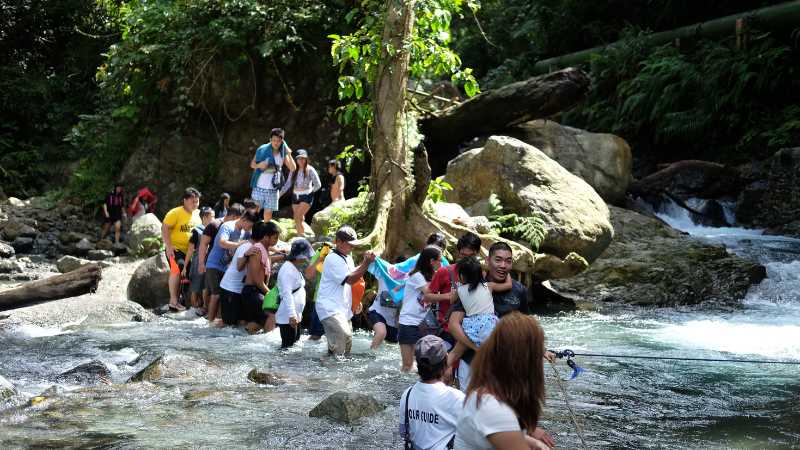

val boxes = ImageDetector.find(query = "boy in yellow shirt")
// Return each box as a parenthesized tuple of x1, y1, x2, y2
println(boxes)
(162, 187, 201, 311)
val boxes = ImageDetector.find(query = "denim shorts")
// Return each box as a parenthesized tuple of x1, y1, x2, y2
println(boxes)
(292, 192, 314, 205)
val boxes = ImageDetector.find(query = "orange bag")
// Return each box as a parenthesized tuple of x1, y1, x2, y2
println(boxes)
(351, 277, 366, 313)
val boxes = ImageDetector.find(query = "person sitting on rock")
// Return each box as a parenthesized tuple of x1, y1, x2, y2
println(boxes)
(100, 183, 125, 244)
(162, 187, 201, 312)
(399, 335, 464, 450)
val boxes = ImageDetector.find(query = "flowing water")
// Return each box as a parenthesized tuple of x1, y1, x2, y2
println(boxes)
(1, 202, 799, 449)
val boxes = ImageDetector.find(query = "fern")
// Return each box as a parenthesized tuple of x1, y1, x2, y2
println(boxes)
(485, 194, 546, 251)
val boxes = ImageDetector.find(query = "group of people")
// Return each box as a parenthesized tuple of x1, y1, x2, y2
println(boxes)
(120, 126, 554, 449)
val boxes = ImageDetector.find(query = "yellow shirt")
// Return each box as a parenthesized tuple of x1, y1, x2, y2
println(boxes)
(163, 206, 200, 254)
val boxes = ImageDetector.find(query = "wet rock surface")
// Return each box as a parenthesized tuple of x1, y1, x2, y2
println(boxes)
(309, 391, 385, 423)
(551, 206, 767, 307)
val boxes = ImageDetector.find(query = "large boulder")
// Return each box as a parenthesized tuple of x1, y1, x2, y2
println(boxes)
(630, 160, 743, 201)
(128, 353, 164, 383)
(128, 213, 163, 255)
(550, 206, 767, 307)
(736, 148, 800, 237)
(445, 136, 613, 263)
(127, 254, 170, 308)
(1, 221, 38, 241)
(11, 237, 34, 254)
(509, 120, 632, 204)
(308, 392, 385, 424)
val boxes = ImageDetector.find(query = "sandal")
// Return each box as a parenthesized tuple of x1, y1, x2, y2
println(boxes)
(168, 303, 187, 312)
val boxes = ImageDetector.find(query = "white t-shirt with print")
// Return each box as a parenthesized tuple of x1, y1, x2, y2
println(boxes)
(368, 278, 399, 328)
(275, 262, 306, 325)
(220, 241, 253, 294)
(399, 381, 465, 450)
(454, 392, 523, 450)
(315, 249, 355, 321)
(399, 272, 429, 327)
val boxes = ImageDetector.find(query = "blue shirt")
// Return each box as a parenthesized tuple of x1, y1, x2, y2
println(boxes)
(206, 221, 250, 271)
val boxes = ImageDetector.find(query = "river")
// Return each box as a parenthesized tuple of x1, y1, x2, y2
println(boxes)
(1, 203, 798, 449)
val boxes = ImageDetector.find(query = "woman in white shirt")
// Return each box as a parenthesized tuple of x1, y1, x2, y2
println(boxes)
(454, 312, 553, 450)
(275, 238, 315, 348)
(398, 246, 443, 372)
(280, 149, 322, 236)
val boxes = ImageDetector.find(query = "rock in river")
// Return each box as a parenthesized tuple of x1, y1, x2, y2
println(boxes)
(0, 374, 18, 400)
(550, 206, 767, 306)
(128, 354, 164, 383)
(56, 255, 92, 273)
(11, 237, 34, 254)
(0, 241, 14, 258)
(0, 259, 22, 274)
(57, 361, 111, 384)
(309, 392, 385, 424)
(247, 369, 284, 385)
(127, 254, 170, 308)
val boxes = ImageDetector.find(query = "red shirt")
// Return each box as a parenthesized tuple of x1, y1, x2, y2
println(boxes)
(429, 264, 459, 331)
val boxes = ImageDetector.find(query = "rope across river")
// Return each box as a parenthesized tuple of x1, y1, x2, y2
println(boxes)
(549, 349, 800, 365)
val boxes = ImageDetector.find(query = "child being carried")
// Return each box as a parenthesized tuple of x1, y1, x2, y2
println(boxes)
(455, 256, 510, 347)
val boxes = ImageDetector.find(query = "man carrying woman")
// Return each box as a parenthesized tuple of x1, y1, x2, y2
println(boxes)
(280, 149, 321, 236)
(249, 128, 296, 222)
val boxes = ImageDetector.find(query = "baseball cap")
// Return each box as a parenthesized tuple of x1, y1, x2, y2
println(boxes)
(335, 226, 358, 243)
(295, 149, 309, 159)
(415, 335, 448, 367)
(288, 238, 314, 261)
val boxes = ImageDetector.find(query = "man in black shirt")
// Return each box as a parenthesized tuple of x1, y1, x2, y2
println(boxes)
(448, 242, 529, 383)
(101, 184, 125, 244)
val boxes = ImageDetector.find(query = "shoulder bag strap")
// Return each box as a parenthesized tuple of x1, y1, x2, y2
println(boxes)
(403, 384, 414, 450)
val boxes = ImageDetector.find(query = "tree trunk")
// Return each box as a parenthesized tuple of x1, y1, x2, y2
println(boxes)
(363, 0, 417, 256)
(420, 68, 589, 152)
(0, 264, 102, 311)
(359, 1, 589, 280)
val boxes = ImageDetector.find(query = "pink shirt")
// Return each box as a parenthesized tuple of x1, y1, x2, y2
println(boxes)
(253, 243, 270, 273)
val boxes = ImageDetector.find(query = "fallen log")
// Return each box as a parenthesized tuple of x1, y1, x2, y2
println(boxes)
(419, 67, 590, 172)
(0, 264, 102, 311)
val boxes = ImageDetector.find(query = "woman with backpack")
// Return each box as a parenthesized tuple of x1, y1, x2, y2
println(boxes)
(249, 127, 296, 222)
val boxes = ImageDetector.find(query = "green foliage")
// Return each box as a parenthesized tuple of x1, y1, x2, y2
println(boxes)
(563, 29, 800, 166)
(427, 176, 453, 203)
(0, 0, 117, 197)
(63, 0, 345, 202)
(485, 193, 546, 251)
(320, 190, 371, 237)
(328, 0, 480, 143)
(454, 0, 789, 89)
(135, 236, 164, 258)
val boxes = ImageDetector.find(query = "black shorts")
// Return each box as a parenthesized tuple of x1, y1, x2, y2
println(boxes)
(241, 285, 267, 325)
(104, 213, 122, 224)
(368, 310, 398, 343)
(398, 324, 422, 345)
(220, 288, 242, 325)
(205, 268, 224, 296)
(291, 193, 314, 205)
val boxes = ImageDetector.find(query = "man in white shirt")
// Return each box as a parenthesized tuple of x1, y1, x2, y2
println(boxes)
(315, 226, 375, 356)
(399, 335, 464, 450)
